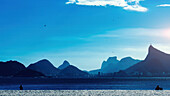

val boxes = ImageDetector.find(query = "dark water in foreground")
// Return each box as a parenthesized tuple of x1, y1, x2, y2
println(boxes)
(0, 78, 170, 90)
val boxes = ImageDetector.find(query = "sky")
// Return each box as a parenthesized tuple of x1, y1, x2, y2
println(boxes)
(1, 0, 170, 71)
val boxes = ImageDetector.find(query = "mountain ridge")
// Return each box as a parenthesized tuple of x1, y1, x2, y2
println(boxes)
(27, 59, 60, 76)
(58, 60, 70, 70)
(125, 45, 170, 76)
(0, 60, 26, 76)
(100, 56, 140, 73)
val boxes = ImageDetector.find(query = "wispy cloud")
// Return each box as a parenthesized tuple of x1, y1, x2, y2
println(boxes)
(66, 0, 147, 12)
(157, 4, 170, 7)
(94, 28, 170, 40)
(132, 28, 170, 39)
(93, 34, 119, 38)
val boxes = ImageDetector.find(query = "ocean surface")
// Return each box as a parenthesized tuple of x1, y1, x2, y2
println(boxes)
(1, 78, 170, 95)
(0, 77, 170, 90)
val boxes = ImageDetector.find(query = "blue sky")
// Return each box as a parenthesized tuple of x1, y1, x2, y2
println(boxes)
(1, 0, 170, 70)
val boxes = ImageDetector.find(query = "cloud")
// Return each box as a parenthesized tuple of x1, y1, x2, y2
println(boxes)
(157, 4, 170, 7)
(121, 47, 145, 52)
(93, 28, 170, 41)
(66, 0, 147, 12)
(131, 28, 170, 39)
(93, 34, 119, 38)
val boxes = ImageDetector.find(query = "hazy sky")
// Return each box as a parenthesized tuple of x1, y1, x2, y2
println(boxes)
(1, 0, 170, 70)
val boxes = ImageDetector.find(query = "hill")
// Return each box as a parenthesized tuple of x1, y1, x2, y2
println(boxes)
(0, 61, 26, 76)
(27, 59, 60, 76)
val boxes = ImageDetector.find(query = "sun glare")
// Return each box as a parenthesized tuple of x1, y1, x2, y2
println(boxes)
(163, 29, 170, 39)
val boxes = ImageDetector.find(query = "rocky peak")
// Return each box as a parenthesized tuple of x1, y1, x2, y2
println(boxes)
(58, 60, 70, 70)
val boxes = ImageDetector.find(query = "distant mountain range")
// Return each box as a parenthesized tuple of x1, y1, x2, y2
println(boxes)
(0, 59, 88, 78)
(89, 56, 140, 74)
(1, 45, 170, 77)
(101, 56, 140, 73)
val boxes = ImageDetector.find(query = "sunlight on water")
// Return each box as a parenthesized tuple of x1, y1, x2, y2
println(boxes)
(0, 90, 169, 96)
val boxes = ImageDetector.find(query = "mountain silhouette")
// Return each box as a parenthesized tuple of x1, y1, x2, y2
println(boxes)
(0, 61, 26, 76)
(58, 60, 70, 70)
(101, 57, 119, 73)
(27, 59, 60, 76)
(14, 69, 45, 77)
(125, 45, 170, 76)
(115, 57, 141, 72)
(100, 56, 140, 73)
(58, 65, 89, 78)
